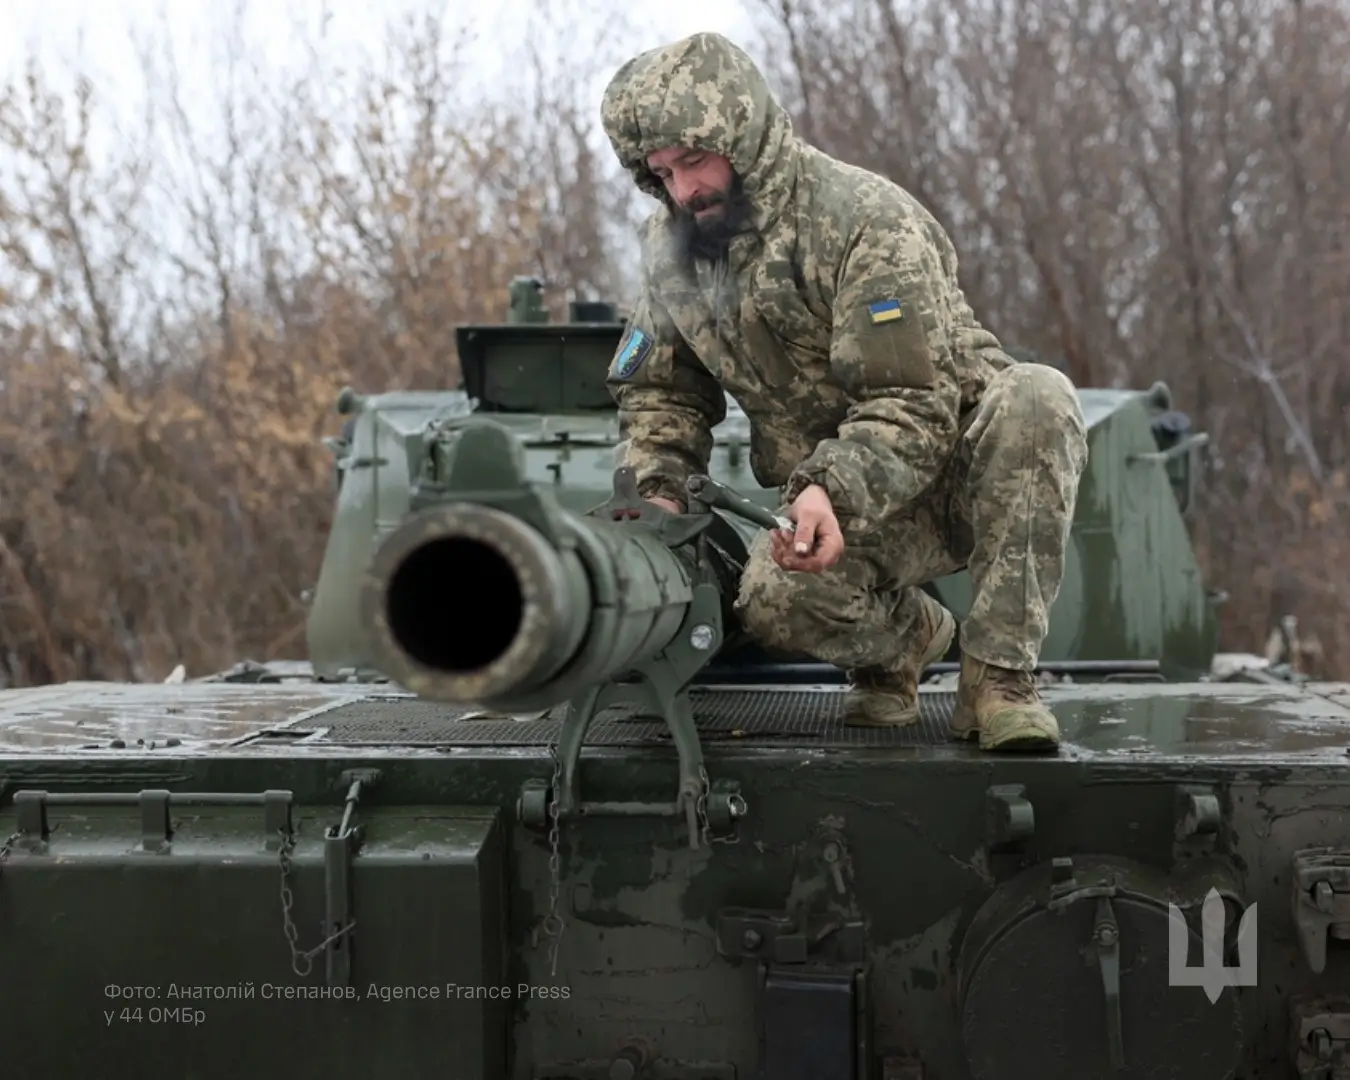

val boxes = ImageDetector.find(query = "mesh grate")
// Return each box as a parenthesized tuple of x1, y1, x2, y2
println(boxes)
(278, 687, 957, 748)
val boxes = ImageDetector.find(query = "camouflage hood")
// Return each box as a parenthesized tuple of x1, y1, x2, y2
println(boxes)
(600, 33, 798, 229)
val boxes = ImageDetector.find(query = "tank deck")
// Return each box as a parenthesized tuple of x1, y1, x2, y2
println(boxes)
(0, 676, 1346, 763)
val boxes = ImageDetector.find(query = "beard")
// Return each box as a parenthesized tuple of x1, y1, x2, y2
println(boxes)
(671, 176, 755, 271)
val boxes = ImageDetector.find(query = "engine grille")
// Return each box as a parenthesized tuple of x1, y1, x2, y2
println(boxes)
(290, 687, 958, 748)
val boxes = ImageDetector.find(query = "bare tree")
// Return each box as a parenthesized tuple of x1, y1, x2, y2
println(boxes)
(749, 0, 1350, 669)
(0, 3, 628, 684)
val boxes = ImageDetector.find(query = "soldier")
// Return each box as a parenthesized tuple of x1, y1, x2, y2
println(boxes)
(599, 33, 1089, 751)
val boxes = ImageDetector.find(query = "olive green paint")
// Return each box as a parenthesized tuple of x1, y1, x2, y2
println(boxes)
(1, 678, 1349, 1077)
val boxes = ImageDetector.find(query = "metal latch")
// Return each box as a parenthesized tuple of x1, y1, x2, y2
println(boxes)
(280, 768, 380, 987)
(1093, 897, 1125, 1070)
(1293, 1002, 1350, 1079)
(717, 909, 808, 963)
(1293, 850, 1350, 972)
(716, 894, 867, 965)
(715, 825, 865, 965)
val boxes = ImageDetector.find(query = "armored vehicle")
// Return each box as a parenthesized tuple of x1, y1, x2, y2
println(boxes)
(0, 282, 1344, 1080)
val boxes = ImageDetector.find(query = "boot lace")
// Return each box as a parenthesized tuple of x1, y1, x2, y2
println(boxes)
(987, 665, 1039, 704)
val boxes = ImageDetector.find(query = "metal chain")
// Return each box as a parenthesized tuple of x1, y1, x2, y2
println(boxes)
(0, 831, 18, 874)
(696, 769, 711, 848)
(277, 831, 356, 978)
(535, 747, 737, 976)
(541, 744, 565, 977)
(0, 819, 360, 981)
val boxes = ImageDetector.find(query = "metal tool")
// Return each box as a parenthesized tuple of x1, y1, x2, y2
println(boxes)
(686, 474, 793, 532)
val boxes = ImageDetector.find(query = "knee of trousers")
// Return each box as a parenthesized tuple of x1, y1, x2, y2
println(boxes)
(983, 363, 1088, 468)
(734, 544, 836, 654)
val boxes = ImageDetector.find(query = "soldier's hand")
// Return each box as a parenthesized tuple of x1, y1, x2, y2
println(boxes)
(646, 497, 684, 514)
(770, 485, 844, 573)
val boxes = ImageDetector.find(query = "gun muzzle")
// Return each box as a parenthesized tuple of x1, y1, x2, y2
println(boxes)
(364, 502, 593, 704)
(361, 501, 707, 711)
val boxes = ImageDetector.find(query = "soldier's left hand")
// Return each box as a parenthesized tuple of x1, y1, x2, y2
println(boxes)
(770, 484, 844, 573)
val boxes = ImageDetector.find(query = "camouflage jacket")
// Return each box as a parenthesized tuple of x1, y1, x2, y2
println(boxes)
(600, 33, 1017, 535)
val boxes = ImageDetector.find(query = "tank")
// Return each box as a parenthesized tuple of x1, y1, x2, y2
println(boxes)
(1, 281, 1345, 1080)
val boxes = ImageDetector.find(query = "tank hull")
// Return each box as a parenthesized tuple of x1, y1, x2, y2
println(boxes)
(1, 674, 1347, 1079)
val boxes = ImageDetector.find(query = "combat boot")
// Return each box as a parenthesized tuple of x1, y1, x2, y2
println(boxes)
(844, 593, 956, 727)
(949, 654, 1060, 751)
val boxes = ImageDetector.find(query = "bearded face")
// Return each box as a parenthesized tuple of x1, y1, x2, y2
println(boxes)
(646, 146, 755, 266)
(671, 174, 754, 265)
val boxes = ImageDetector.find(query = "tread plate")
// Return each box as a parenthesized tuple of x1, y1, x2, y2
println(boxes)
(287, 687, 957, 748)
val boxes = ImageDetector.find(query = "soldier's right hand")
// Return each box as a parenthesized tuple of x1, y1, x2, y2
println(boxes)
(646, 497, 684, 514)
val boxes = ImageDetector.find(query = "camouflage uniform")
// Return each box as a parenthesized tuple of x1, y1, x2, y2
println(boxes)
(600, 33, 1089, 750)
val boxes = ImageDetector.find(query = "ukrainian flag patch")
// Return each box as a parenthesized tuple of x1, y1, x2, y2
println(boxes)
(867, 298, 903, 324)
(610, 325, 653, 379)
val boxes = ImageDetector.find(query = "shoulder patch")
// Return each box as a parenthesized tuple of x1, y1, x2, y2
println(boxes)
(867, 298, 904, 324)
(610, 324, 654, 379)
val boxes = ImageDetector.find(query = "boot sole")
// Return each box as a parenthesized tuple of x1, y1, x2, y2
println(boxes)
(842, 605, 957, 728)
(981, 730, 1059, 752)
(950, 710, 1061, 752)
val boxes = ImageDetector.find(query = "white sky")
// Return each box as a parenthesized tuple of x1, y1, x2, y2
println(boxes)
(0, 0, 764, 311)
(0, 0, 759, 117)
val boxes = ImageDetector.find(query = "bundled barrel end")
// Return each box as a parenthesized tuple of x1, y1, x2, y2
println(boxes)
(359, 502, 587, 704)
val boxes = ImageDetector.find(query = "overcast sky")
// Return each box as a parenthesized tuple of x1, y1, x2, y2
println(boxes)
(0, 0, 759, 123)
(0, 0, 765, 316)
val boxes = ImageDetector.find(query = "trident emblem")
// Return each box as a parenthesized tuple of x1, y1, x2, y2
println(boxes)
(1167, 887, 1258, 1003)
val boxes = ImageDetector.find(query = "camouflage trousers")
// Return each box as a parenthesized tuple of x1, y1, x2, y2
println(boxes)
(734, 363, 1089, 672)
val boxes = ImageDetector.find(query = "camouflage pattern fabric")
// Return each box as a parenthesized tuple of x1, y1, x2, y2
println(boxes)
(736, 363, 1087, 671)
(599, 32, 1089, 672)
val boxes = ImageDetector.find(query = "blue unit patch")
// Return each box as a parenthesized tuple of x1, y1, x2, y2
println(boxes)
(610, 325, 654, 379)
(867, 298, 904, 324)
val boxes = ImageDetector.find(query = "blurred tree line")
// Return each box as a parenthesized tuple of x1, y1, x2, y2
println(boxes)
(0, 0, 1344, 685)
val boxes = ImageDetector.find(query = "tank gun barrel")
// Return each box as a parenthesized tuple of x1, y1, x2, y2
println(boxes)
(362, 430, 714, 711)
(358, 417, 753, 848)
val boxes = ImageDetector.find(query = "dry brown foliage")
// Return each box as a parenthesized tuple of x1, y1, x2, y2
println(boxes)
(0, 4, 638, 684)
(749, 0, 1350, 676)
(0, 0, 1345, 684)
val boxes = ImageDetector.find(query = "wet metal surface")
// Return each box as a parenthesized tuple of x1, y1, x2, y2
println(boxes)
(0, 681, 365, 752)
(251, 680, 1350, 761)
(0, 678, 1345, 762)
(1047, 680, 1350, 759)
